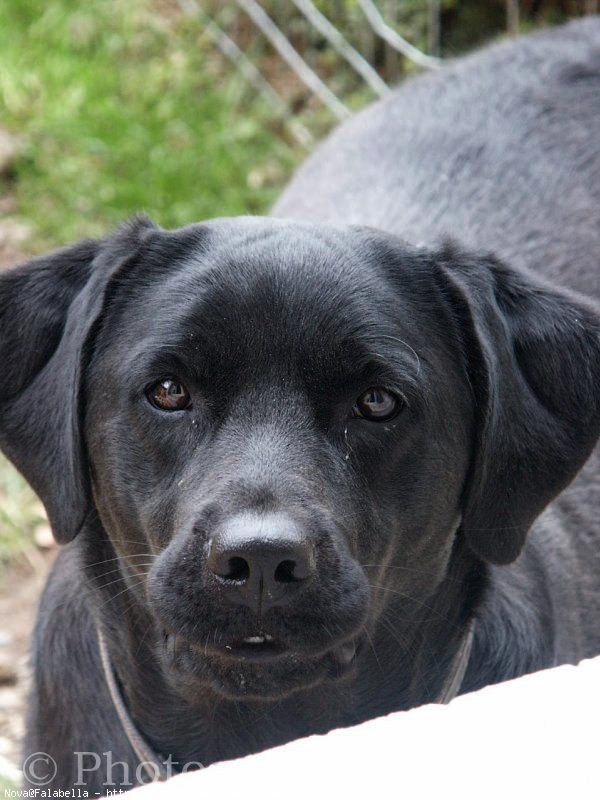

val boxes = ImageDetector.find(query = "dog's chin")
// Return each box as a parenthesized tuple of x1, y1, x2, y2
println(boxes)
(163, 633, 360, 702)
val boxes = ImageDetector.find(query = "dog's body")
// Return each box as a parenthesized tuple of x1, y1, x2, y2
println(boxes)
(275, 17, 600, 294)
(1, 18, 599, 794)
(274, 14, 600, 665)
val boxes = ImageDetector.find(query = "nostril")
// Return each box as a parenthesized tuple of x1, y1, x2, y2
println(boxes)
(207, 515, 315, 608)
(220, 556, 250, 583)
(274, 559, 298, 584)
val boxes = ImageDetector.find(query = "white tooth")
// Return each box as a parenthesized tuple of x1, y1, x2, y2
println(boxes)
(244, 636, 265, 644)
(264, 634, 274, 642)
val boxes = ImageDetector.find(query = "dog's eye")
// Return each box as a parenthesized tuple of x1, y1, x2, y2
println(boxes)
(352, 387, 401, 421)
(147, 379, 191, 411)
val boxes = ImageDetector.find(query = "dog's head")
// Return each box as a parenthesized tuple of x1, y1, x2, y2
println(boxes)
(1, 216, 599, 701)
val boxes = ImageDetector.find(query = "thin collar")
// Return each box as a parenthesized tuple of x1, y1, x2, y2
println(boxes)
(436, 618, 476, 704)
(96, 624, 168, 782)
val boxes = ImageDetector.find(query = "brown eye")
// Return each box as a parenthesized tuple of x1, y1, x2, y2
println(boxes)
(352, 387, 401, 421)
(147, 379, 191, 411)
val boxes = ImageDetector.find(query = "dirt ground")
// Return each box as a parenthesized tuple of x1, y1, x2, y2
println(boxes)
(0, 255, 53, 778)
(0, 215, 52, 777)
(0, 555, 54, 774)
(0, 126, 51, 778)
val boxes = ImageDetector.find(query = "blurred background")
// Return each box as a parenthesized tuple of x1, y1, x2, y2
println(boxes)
(0, 0, 597, 785)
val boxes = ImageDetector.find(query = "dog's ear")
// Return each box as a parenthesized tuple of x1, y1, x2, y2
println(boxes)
(433, 244, 600, 564)
(0, 216, 157, 543)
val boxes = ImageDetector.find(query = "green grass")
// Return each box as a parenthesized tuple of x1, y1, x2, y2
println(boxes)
(0, 776, 19, 793)
(0, 0, 299, 250)
(0, 454, 46, 568)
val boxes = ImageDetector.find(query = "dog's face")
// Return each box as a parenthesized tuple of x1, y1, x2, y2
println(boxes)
(1, 216, 599, 703)
(84, 219, 473, 699)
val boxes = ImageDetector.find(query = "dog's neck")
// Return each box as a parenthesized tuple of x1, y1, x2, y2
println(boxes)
(96, 612, 476, 773)
(87, 533, 485, 771)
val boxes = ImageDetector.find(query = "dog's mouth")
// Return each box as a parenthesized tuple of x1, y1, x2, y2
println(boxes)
(166, 628, 358, 663)
(221, 633, 358, 664)
(163, 628, 361, 700)
(221, 633, 288, 661)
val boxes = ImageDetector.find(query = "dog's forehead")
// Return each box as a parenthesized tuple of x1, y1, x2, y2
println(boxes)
(184, 223, 379, 321)
(99, 219, 436, 394)
(133, 221, 400, 348)
(185, 217, 380, 297)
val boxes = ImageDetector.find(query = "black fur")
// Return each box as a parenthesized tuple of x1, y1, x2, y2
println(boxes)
(1, 17, 599, 794)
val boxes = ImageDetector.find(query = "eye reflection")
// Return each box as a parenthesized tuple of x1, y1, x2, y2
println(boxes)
(147, 379, 191, 411)
(352, 387, 401, 421)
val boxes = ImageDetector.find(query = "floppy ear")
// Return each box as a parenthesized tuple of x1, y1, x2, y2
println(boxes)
(433, 244, 600, 564)
(0, 216, 157, 543)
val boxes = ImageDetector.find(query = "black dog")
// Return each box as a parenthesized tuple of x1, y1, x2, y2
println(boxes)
(1, 17, 599, 794)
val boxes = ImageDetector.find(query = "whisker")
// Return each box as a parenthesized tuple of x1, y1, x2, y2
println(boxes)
(377, 614, 432, 697)
(94, 563, 155, 580)
(461, 525, 522, 532)
(366, 583, 451, 623)
(134, 619, 157, 658)
(84, 553, 156, 569)
(361, 563, 462, 585)
(378, 334, 421, 378)
(97, 577, 150, 605)
(363, 627, 382, 671)
(98, 539, 161, 546)
(321, 623, 333, 639)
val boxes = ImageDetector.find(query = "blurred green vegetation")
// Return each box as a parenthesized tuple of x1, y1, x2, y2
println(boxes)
(0, 0, 299, 250)
(0, 454, 47, 567)
(0, 777, 18, 793)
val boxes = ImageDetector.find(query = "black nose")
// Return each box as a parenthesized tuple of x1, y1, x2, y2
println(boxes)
(207, 513, 315, 614)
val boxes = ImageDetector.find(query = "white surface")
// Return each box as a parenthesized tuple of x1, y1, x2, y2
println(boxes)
(129, 658, 600, 799)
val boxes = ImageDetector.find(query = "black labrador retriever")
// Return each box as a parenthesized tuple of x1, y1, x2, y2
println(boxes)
(1, 17, 599, 793)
